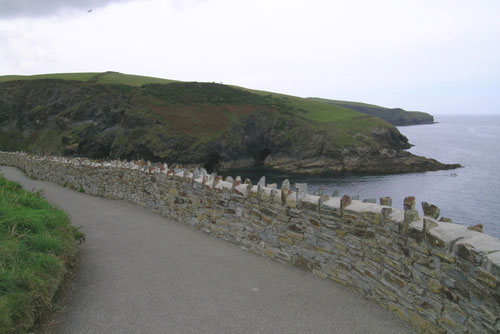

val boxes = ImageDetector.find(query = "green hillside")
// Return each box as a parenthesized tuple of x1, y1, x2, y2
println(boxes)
(0, 72, 457, 174)
(309, 98, 434, 126)
(0, 71, 176, 86)
(0, 72, 387, 146)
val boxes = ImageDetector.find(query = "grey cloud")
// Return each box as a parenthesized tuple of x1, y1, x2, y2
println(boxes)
(0, 0, 133, 18)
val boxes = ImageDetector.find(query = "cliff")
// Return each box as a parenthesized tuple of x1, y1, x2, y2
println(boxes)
(0, 72, 459, 174)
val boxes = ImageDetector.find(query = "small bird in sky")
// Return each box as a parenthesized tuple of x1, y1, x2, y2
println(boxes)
(87, 9, 93, 13)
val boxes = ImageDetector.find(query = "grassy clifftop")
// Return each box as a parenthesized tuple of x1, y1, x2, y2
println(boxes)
(0, 71, 176, 86)
(309, 98, 434, 126)
(0, 72, 457, 173)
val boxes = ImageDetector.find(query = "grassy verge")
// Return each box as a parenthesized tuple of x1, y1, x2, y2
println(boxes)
(0, 175, 82, 333)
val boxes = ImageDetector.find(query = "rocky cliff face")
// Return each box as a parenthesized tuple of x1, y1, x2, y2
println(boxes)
(0, 78, 460, 174)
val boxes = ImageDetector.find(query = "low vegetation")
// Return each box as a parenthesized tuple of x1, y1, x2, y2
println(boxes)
(0, 71, 176, 86)
(0, 71, 451, 173)
(309, 98, 434, 126)
(0, 175, 80, 333)
(0, 74, 395, 160)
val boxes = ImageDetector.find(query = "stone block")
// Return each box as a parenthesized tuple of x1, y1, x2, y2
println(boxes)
(383, 270, 407, 289)
(285, 191, 298, 207)
(415, 264, 438, 279)
(442, 300, 468, 326)
(295, 182, 307, 201)
(257, 176, 265, 186)
(456, 243, 475, 262)
(409, 312, 445, 334)
(404, 209, 419, 223)
(465, 319, 494, 334)
(423, 218, 438, 232)
(388, 302, 410, 323)
(425, 231, 446, 248)
(422, 201, 440, 219)
(474, 268, 497, 288)
(467, 224, 483, 233)
(300, 197, 320, 211)
(404, 196, 416, 210)
(270, 189, 280, 203)
(380, 197, 392, 206)
(384, 256, 402, 272)
(294, 255, 312, 272)
(437, 316, 467, 333)
(261, 207, 277, 217)
(307, 217, 320, 229)
(286, 230, 304, 241)
(433, 250, 456, 263)
(340, 195, 351, 208)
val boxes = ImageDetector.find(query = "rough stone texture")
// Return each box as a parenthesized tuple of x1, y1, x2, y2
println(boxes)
(467, 224, 483, 233)
(1, 151, 499, 334)
(422, 202, 441, 220)
(380, 196, 393, 207)
(404, 196, 416, 210)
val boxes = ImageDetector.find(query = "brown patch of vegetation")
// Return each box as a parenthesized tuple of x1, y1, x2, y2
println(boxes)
(146, 102, 274, 137)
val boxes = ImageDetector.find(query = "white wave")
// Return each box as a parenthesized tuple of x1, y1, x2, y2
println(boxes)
(467, 125, 500, 139)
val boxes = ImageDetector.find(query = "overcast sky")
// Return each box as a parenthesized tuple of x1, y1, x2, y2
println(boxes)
(0, 0, 499, 115)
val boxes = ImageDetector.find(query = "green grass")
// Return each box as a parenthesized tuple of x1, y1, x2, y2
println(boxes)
(0, 73, 100, 83)
(0, 72, 176, 86)
(0, 71, 380, 124)
(232, 85, 368, 123)
(0, 132, 30, 152)
(27, 129, 64, 156)
(0, 175, 80, 333)
(307, 97, 434, 126)
(308, 97, 384, 109)
(92, 72, 177, 86)
(0, 72, 400, 158)
(0, 71, 375, 125)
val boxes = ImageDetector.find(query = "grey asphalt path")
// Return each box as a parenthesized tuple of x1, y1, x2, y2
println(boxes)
(1, 166, 414, 334)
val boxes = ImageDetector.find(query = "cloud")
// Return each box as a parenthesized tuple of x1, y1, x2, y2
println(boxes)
(0, 0, 134, 18)
(0, 0, 498, 114)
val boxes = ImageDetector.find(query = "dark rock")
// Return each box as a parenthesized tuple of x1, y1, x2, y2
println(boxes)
(288, 224, 305, 233)
(467, 224, 483, 233)
(294, 255, 312, 272)
(404, 196, 415, 210)
(261, 207, 277, 217)
(422, 201, 440, 219)
(341, 195, 352, 208)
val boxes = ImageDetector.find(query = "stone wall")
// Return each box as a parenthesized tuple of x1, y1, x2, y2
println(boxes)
(1, 152, 499, 334)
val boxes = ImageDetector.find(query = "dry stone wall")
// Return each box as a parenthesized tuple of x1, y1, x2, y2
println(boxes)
(1, 151, 499, 334)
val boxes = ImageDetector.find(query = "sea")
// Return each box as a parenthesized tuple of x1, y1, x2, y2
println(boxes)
(226, 115, 500, 238)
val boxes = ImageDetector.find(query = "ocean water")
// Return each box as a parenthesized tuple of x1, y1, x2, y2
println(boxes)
(226, 115, 500, 237)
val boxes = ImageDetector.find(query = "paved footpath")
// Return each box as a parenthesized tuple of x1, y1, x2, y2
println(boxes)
(1, 166, 414, 334)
